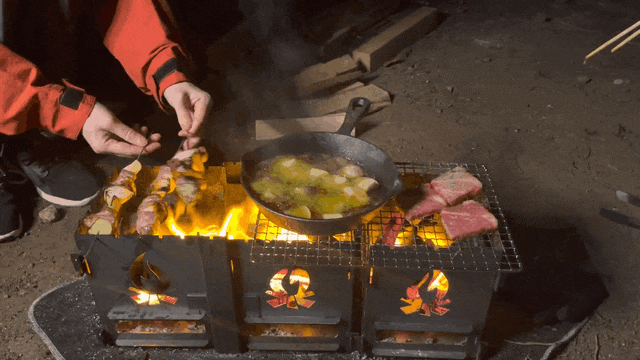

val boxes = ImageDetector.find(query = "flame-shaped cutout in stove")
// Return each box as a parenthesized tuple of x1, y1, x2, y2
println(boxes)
(266, 268, 315, 309)
(128, 253, 176, 305)
(401, 270, 450, 316)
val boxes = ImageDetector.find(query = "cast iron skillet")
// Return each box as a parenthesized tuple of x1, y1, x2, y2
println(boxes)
(241, 97, 404, 236)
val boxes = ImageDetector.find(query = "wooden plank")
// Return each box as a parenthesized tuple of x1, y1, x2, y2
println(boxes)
(255, 113, 357, 140)
(352, 7, 438, 72)
(294, 55, 364, 97)
(300, 84, 391, 117)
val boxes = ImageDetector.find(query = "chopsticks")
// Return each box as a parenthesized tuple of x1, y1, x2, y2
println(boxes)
(584, 20, 640, 63)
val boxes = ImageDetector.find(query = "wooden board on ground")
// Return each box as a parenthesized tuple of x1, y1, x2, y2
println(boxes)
(300, 83, 391, 117)
(255, 113, 356, 140)
(352, 7, 438, 72)
(294, 55, 364, 97)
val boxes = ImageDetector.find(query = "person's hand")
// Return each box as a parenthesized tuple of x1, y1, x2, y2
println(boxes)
(163, 82, 211, 149)
(81, 102, 161, 156)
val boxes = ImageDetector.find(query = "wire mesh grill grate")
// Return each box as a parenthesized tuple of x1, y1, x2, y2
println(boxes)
(250, 162, 522, 272)
(250, 213, 365, 266)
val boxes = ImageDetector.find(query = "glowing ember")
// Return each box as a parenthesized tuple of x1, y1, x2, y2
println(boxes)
(117, 320, 206, 334)
(129, 287, 177, 305)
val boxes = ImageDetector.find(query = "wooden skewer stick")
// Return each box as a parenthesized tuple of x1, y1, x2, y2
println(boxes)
(611, 28, 640, 53)
(584, 20, 640, 63)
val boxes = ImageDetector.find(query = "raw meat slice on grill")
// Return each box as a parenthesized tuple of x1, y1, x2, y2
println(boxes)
(404, 183, 447, 221)
(440, 200, 498, 240)
(430, 166, 483, 205)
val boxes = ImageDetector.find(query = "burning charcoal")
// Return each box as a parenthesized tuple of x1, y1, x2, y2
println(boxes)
(377, 213, 404, 248)
(38, 204, 61, 224)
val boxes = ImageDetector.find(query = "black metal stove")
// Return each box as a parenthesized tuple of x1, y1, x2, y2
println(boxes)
(72, 161, 521, 359)
(359, 163, 521, 359)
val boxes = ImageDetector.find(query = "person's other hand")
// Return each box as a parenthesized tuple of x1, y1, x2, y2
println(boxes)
(81, 102, 161, 156)
(163, 82, 211, 149)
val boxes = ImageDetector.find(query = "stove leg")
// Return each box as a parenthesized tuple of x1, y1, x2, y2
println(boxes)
(474, 339, 488, 360)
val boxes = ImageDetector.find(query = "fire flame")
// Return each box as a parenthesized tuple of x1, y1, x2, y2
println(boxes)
(165, 203, 256, 240)
(129, 287, 177, 305)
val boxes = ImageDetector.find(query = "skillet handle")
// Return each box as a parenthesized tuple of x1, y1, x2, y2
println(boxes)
(335, 97, 371, 136)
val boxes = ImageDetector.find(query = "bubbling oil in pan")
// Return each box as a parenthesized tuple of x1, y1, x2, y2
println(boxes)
(252, 154, 385, 219)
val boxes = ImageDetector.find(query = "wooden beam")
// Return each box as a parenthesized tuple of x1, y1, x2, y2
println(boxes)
(352, 7, 438, 72)
(294, 55, 364, 97)
(255, 113, 355, 140)
(300, 83, 391, 116)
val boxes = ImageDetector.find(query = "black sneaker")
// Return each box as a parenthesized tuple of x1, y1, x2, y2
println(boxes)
(11, 131, 101, 207)
(0, 148, 27, 243)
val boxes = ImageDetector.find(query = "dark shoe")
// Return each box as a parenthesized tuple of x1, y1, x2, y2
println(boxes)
(0, 151, 27, 242)
(12, 131, 101, 207)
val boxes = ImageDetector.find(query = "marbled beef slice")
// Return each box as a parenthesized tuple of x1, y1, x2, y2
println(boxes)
(405, 183, 448, 221)
(431, 166, 483, 205)
(440, 200, 498, 240)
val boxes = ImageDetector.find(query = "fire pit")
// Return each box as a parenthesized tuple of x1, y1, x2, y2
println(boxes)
(71, 161, 521, 358)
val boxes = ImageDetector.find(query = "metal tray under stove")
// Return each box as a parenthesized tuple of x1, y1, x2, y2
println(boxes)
(250, 162, 522, 272)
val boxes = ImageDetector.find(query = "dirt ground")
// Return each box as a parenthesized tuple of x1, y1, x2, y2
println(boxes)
(2, 0, 640, 359)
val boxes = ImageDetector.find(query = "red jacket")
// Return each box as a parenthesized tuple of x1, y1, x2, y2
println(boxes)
(0, 0, 189, 139)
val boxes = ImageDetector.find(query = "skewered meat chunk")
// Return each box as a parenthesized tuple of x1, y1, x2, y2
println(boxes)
(168, 146, 208, 178)
(430, 166, 483, 205)
(405, 183, 448, 221)
(83, 160, 142, 235)
(135, 165, 176, 235)
(440, 200, 498, 240)
(135, 194, 168, 235)
(84, 208, 117, 235)
(175, 175, 204, 204)
(103, 160, 142, 210)
(149, 165, 175, 196)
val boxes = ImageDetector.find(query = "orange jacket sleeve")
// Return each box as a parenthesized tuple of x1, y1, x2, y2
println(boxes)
(0, 44, 96, 139)
(101, 0, 190, 111)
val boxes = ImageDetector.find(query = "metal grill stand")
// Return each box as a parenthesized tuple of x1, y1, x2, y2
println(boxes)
(249, 163, 522, 359)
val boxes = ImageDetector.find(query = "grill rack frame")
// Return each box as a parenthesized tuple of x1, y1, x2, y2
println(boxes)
(250, 162, 522, 272)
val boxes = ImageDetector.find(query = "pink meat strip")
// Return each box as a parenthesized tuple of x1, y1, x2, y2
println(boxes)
(430, 166, 483, 205)
(440, 200, 498, 240)
(405, 183, 448, 221)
